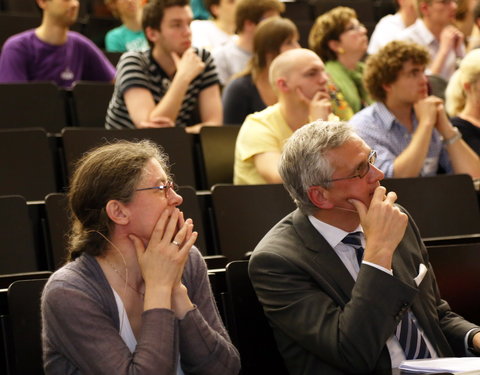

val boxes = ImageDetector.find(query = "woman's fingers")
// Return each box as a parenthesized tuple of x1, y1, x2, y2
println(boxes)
(149, 208, 172, 244)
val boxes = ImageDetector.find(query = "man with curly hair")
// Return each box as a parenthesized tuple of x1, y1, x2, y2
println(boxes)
(349, 40, 480, 178)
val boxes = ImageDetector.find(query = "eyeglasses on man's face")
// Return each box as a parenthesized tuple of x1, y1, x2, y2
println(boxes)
(322, 149, 377, 184)
(135, 180, 178, 196)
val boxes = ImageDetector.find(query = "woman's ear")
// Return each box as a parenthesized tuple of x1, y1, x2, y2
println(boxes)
(307, 186, 334, 210)
(327, 39, 343, 55)
(105, 200, 129, 225)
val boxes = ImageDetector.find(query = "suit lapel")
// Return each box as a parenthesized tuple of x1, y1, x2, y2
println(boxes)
(292, 209, 356, 305)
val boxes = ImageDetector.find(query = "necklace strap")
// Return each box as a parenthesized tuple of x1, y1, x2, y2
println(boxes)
(104, 258, 145, 297)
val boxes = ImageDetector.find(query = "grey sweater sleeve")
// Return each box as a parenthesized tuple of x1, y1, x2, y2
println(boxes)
(179, 248, 241, 375)
(42, 277, 179, 375)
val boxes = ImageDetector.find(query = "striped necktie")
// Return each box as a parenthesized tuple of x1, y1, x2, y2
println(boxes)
(341, 231, 364, 265)
(396, 311, 431, 359)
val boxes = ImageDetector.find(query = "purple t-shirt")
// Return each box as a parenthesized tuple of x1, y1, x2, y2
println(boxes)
(0, 30, 116, 88)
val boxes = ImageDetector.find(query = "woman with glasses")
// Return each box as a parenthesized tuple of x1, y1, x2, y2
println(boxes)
(309, 6, 372, 115)
(41, 140, 240, 374)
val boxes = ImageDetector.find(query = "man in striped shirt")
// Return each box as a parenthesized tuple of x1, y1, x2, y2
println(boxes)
(105, 0, 222, 133)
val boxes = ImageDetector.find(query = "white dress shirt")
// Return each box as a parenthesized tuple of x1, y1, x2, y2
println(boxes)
(400, 19, 464, 80)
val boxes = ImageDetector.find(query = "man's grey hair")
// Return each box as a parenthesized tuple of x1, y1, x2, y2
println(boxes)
(279, 120, 356, 215)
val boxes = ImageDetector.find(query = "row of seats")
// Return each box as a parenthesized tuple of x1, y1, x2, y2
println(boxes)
(0, 183, 295, 274)
(0, 126, 240, 198)
(4, 237, 480, 375)
(0, 81, 118, 132)
(1, 174, 480, 276)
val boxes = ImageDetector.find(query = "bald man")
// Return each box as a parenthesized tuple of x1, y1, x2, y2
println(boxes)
(234, 48, 336, 185)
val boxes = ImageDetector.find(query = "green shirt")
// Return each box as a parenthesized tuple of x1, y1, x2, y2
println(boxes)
(325, 60, 371, 114)
(105, 25, 148, 53)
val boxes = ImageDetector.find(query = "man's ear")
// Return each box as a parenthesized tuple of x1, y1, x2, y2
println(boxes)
(242, 19, 257, 34)
(36, 0, 47, 11)
(145, 26, 160, 44)
(209, 4, 219, 18)
(382, 82, 392, 95)
(276, 77, 289, 93)
(418, 1, 429, 17)
(307, 186, 334, 210)
(105, 200, 130, 225)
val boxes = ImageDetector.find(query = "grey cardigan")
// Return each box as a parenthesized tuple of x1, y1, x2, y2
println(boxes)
(41, 247, 240, 374)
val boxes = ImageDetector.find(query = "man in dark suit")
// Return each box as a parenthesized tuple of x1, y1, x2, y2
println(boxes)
(248, 120, 480, 374)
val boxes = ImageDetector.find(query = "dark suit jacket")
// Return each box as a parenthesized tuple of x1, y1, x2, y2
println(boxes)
(248, 208, 478, 375)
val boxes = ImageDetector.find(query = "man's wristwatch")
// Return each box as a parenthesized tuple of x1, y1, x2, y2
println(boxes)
(442, 127, 462, 146)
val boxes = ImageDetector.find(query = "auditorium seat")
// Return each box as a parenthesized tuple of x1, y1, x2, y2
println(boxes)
(44, 193, 70, 270)
(0, 271, 52, 289)
(103, 50, 122, 67)
(81, 15, 121, 48)
(177, 186, 209, 254)
(0, 196, 39, 275)
(224, 260, 288, 375)
(198, 126, 240, 189)
(382, 174, 480, 241)
(211, 184, 295, 260)
(61, 127, 198, 188)
(284, 1, 314, 47)
(1, 278, 49, 375)
(427, 242, 480, 325)
(0, 82, 68, 133)
(0, 13, 40, 49)
(0, 128, 58, 201)
(70, 81, 114, 127)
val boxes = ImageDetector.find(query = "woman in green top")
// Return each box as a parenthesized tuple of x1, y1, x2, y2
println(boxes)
(309, 6, 371, 114)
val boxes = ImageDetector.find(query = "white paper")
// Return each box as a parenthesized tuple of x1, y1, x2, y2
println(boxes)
(399, 357, 480, 373)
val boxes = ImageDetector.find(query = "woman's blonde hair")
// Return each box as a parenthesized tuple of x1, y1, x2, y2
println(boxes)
(446, 49, 480, 116)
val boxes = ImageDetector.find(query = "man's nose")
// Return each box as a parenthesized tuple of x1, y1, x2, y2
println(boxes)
(369, 164, 384, 182)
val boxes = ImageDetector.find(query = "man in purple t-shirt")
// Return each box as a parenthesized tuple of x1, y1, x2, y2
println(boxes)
(0, 0, 115, 88)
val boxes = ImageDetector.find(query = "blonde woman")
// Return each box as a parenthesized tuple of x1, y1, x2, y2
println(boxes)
(446, 48, 480, 155)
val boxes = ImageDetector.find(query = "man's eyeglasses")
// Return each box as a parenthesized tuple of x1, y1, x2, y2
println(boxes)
(322, 150, 377, 183)
(136, 180, 178, 195)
